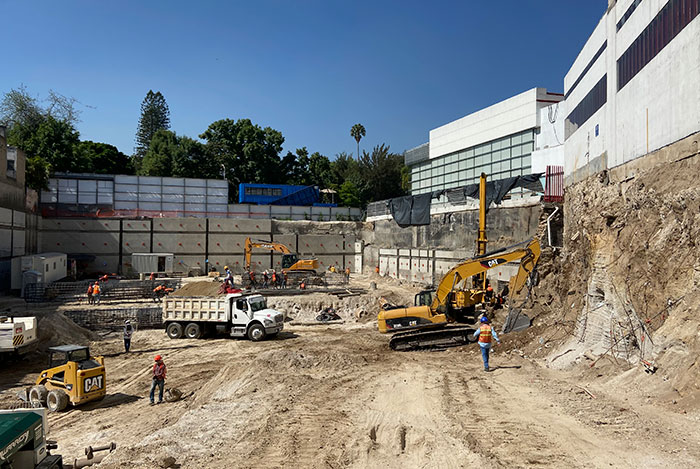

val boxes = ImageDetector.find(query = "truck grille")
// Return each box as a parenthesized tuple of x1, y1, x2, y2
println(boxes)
(275, 314, 284, 324)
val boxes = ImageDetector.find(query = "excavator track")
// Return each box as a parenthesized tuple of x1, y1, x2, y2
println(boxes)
(389, 326, 478, 351)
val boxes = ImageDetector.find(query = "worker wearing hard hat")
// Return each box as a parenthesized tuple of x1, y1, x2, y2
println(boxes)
(223, 265, 233, 286)
(472, 316, 501, 372)
(150, 355, 167, 405)
(92, 281, 101, 304)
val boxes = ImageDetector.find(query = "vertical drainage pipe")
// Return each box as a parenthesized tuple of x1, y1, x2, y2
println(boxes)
(547, 206, 560, 247)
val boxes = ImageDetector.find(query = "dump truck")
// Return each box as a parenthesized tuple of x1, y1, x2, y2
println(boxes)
(0, 408, 63, 468)
(163, 293, 284, 341)
(0, 316, 39, 358)
(20, 345, 107, 412)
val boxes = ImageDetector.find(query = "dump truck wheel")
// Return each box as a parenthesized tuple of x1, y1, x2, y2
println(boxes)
(247, 323, 266, 342)
(184, 323, 202, 339)
(29, 385, 48, 406)
(166, 323, 183, 339)
(46, 389, 69, 412)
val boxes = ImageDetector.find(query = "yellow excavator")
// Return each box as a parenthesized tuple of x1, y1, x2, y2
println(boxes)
(377, 173, 541, 351)
(244, 237, 319, 272)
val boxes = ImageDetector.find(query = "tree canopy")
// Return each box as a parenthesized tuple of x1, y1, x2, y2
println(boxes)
(1, 87, 409, 208)
(134, 90, 170, 163)
(350, 123, 366, 160)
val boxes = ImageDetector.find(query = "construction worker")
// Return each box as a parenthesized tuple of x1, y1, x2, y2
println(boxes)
(150, 355, 167, 405)
(86, 283, 94, 305)
(248, 270, 257, 289)
(262, 270, 269, 289)
(282, 270, 288, 289)
(485, 283, 494, 303)
(223, 265, 233, 285)
(473, 316, 501, 372)
(271, 270, 277, 289)
(123, 320, 133, 353)
(345, 266, 351, 281)
(375, 265, 380, 275)
(149, 272, 156, 281)
(99, 274, 109, 283)
(92, 281, 101, 305)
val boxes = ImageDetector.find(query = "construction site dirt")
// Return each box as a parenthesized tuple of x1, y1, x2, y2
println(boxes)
(1, 273, 700, 468)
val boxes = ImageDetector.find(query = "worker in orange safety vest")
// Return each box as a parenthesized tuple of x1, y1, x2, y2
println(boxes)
(472, 316, 501, 372)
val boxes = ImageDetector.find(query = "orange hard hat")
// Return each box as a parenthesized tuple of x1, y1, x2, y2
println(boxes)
(154, 355, 162, 361)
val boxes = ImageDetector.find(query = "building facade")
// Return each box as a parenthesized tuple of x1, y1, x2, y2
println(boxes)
(565, 0, 700, 184)
(406, 88, 564, 195)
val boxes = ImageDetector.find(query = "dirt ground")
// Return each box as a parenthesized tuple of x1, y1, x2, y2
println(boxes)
(2, 312, 700, 468)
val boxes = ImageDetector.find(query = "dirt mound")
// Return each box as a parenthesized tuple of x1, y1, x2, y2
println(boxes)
(36, 311, 98, 349)
(171, 281, 222, 297)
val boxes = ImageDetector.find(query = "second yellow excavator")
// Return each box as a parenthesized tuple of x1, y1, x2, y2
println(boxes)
(244, 237, 319, 272)
(377, 173, 541, 351)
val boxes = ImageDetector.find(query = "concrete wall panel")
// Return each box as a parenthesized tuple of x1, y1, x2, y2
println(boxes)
(315, 255, 344, 270)
(173, 255, 206, 273)
(154, 219, 206, 232)
(123, 233, 151, 253)
(208, 234, 271, 254)
(123, 220, 151, 232)
(153, 234, 205, 253)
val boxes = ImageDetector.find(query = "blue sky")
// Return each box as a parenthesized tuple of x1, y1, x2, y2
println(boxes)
(1, 0, 606, 158)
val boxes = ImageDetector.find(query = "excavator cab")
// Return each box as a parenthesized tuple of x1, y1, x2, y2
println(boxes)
(281, 254, 299, 269)
(415, 290, 434, 307)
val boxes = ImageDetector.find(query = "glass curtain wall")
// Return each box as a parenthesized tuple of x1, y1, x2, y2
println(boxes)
(410, 129, 535, 195)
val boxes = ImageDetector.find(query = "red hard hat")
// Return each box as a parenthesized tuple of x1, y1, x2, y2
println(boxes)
(154, 355, 162, 361)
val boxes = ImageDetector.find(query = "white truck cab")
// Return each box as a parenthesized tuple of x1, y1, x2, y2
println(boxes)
(163, 293, 284, 341)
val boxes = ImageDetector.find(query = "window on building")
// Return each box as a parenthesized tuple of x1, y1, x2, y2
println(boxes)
(245, 187, 284, 197)
(618, 0, 700, 91)
(565, 75, 607, 139)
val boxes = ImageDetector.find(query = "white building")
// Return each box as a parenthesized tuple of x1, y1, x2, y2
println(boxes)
(565, 0, 700, 184)
(406, 88, 564, 195)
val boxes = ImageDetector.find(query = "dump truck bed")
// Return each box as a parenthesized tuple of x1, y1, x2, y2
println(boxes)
(162, 297, 230, 323)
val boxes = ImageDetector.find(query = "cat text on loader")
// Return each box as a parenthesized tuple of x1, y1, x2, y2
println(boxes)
(244, 238, 319, 272)
(18, 345, 106, 412)
(377, 172, 541, 351)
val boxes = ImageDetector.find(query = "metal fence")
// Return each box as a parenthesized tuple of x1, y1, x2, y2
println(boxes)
(63, 307, 163, 331)
(544, 165, 564, 202)
(24, 279, 182, 303)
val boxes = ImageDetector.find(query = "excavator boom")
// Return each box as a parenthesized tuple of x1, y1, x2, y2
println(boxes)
(377, 172, 542, 351)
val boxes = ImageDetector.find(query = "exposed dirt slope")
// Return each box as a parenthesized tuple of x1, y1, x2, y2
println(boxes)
(514, 151, 700, 409)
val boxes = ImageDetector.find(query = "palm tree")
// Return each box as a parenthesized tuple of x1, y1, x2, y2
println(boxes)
(350, 123, 366, 161)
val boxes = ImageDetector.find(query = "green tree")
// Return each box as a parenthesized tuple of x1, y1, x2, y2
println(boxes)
(281, 147, 310, 185)
(139, 129, 214, 178)
(338, 180, 361, 207)
(1, 87, 83, 189)
(359, 144, 406, 203)
(134, 90, 170, 163)
(350, 123, 366, 161)
(24, 156, 51, 191)
(309, 152, 333, 188)
(76, 141, 133, 175)
(200, 118, 285, 200)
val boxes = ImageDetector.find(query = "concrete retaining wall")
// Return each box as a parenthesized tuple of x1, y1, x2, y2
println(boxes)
(39, 218, 365, 276)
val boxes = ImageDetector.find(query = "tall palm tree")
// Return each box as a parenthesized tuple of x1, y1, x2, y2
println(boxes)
(350, 123, 366, 161)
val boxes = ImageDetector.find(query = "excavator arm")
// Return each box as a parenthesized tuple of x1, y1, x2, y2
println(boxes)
(243, 237, 297, 271)
(431, 237, 541, 312)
